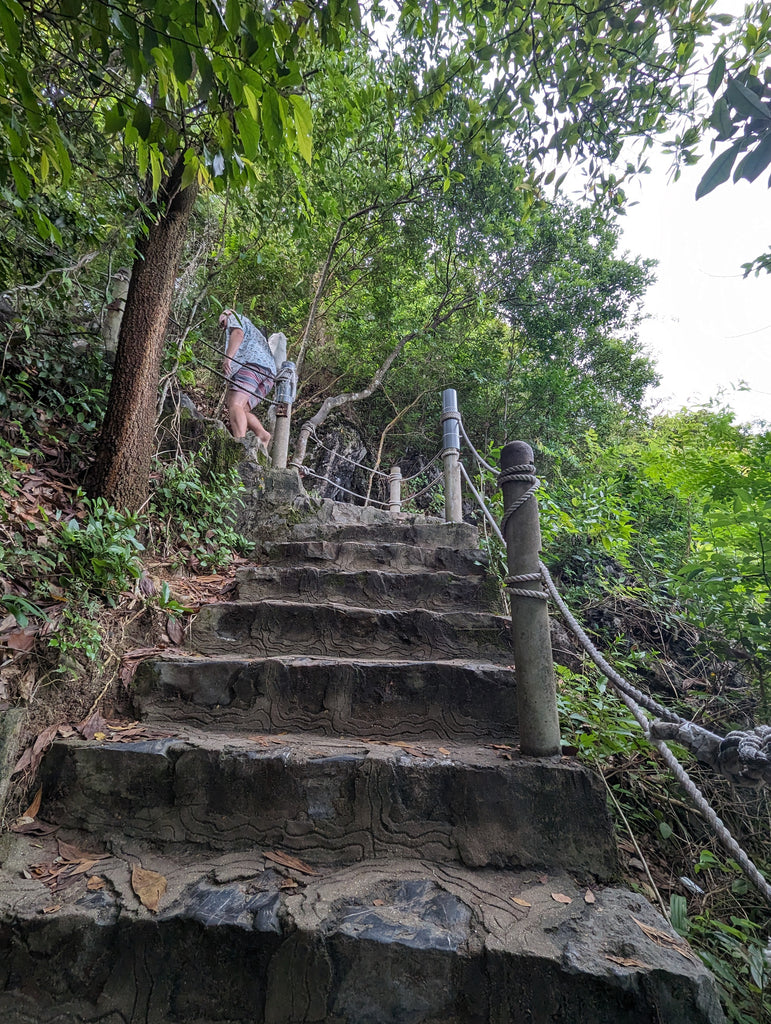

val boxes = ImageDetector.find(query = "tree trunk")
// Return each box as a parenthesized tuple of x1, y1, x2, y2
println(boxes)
(87, 158, 198, 510)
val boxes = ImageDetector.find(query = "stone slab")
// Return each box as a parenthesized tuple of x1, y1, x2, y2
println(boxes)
(286, 519, 480, 549)
(0, 839, 724, 1024)
(38, 731, 617, 878)
(132, 654, 519, 741)
(191, 600, 513, 663)
(261, 539, 488, 575)
(235, 564, 504, 613)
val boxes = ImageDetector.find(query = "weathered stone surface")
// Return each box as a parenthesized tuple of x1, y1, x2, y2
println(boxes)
(0, 706, 24, 822)
(39, 732, 617, 878)
(262, 538, 487, 575)
(0, 839, 724, 1024)
(191, 600, 512, 662)
(132, 655, 518, 741)
(235, 564, 504, 612)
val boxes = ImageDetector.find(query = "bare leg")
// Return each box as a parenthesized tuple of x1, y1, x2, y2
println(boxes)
(227, 390, 271, 445)
(244, 409, 271, 446)
(226, 391, 249, 438)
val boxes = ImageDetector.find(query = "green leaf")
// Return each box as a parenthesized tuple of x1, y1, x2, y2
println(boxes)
(726, 78, 771, 120)
(0, 1, 21, 55)
(669, 894, 689, 935)
(695, 141, 743, 199)
(732, 131, 771, 183)
(10, 161, 30, 199)
(261, 86, 282, 152)
(225, 0, 241, 35)
(234, 109, 259, 159)
(171, 39, 193, 83)
(290, 94, 312, 163)
(133, 100, 152, 140)
(103, 103, 126, 133)
(707, 53, 725, 97)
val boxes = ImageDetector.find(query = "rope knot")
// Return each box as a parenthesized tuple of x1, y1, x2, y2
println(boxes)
(718, 725, 771, 787)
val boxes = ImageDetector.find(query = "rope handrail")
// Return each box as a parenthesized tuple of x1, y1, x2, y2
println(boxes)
(307, 426, 391, 479)
(457, 421, 771, 906)
(299, 466, 390, 507)
(458, 418, 498, 475)
(401, 450, 444, 483)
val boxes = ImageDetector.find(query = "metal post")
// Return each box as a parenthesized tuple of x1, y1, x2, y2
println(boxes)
(500, 440, 561, 757)
(271, 361, 295, 469)
(442, 388, 463, 523)
(388, 466, 402, 513)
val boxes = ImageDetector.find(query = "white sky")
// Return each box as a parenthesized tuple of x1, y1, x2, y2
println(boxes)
(619, 153, 770, 427)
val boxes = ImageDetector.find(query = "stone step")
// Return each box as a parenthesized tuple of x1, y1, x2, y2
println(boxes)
(132, 654, 518, 741)
(261, 539, 487, 575)
(0, 838, 724, 1024)
(38, 730, 617, 879)
(235, 564, 504, 613)
(286, 518, 480, 549)
(191, 600, 513, 662)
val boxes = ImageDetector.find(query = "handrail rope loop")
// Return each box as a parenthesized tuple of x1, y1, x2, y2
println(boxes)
(505, 572, 548, 601)
(499, 463, 539, 536)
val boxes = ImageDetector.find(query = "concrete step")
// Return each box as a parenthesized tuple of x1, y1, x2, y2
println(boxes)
(132, 654, 518, 741)
(262, 539, 488, 575)
(0, 837, 724, 1024)
(235, 564, 504, 613)
(38, 730, 617, 878)
(191, 600, 513, 663)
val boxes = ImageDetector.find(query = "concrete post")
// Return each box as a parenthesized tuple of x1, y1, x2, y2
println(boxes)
(442, 388, 463, 524)
(388, 466, 402, 513)
(271, 361, 295, 469)
(500, 440, 561, 756)
(272, 404, 291, 468)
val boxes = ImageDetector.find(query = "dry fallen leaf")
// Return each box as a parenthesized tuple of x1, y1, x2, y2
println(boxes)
(6, 630, 36, 652)
(77, 711, 108, 741)
(631, 916, 697, 962)
(584, 889, 596, 904)
(551, 892, 573, 904)
(264, 851, 319, 876)
(278, 877, 298, 890)
(606, 955, 652, 969)
(22, 787, 42, 820)
(373, 899, 385, 907)
(131, 865, 167, 912)
(13, 723, 60, 775)
(86, 876, 105, 891)
(437, 747, 451, 756)
(42, 904, 62, 914)
(511, 897, 532, 908)
(166, 616, 184, 646)
(57, 839, 103, 864)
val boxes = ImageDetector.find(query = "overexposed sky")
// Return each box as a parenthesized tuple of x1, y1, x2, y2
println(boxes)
(620, 153, 770, 427)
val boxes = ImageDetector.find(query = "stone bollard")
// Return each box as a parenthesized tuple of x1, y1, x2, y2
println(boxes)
(500, 441, 561, 756)
(271, 361, 296, 469)
(442, 388, 463, 523)
(388, 466, 402, 513)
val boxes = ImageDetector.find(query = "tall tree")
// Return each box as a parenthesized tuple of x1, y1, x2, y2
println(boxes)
(1, 0, 358, 508)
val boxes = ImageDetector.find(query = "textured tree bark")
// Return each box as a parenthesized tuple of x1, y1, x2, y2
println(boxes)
(87, 158, 198, 510)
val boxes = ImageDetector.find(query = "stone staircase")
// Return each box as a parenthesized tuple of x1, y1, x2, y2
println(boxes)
(0, 500, 724, 1023)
